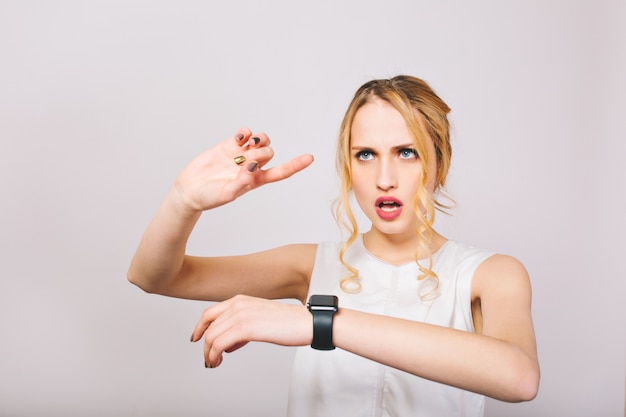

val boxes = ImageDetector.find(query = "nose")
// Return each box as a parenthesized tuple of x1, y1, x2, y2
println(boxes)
(376, 159, 397, 191)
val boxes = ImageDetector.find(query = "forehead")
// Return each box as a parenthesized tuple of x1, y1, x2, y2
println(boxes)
(350, 98, 413, 147)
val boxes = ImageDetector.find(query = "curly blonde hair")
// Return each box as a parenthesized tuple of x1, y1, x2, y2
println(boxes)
(334, 75, 452, 299)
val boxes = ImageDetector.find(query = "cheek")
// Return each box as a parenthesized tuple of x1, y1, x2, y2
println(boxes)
(349, 166, 366, 191)
(409, 160, 434, 191)
(350, 172, 372, 208)
(401, 164, 425, 187)
(351, 180, 368, 204)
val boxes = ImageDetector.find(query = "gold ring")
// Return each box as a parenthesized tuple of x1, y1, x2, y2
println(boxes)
(234, 155, 246, 165)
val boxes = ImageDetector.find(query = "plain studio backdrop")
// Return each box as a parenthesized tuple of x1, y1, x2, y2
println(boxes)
(1, 1, 624, 416)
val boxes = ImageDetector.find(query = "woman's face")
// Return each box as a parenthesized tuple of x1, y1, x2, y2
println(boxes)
(350, 98, 437, 238)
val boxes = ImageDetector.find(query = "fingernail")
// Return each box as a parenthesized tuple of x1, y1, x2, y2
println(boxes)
(205, 361, 211, 369)
(251, 136, 260, 145)
(235, 133, 245, 141)
(247, 162, 258, 172)
(190, 333, 194, 342)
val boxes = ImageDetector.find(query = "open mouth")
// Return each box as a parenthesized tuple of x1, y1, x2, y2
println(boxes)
(374, 197, 403, 220)
(378, 201, 401, 211)
(375, 197, 403, 211)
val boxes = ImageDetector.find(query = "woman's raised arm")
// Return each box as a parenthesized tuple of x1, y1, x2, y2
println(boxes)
(127, 128, 315, 301)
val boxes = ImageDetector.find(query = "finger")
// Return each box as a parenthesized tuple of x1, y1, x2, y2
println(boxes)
(225, 341, 249, 353)
(205, 341, 249, 368)
(205, 331, 250, 368)
(262, 154, 314, 184)
(247, 132, 271, 148)
(234, 159, 261, 188)
(203, 309, 249, 368)
(200, 295, 258, 367)
(190, 302, 225, 343)
(190, 317, 211, 343)
(240, 146, 275, 169)
(234, 127, 253, 147)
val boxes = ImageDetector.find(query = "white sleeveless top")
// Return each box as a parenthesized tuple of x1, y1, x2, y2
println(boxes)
(287, 235, 494, 417)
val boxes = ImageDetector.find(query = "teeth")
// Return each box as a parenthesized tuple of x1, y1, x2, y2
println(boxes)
(378, 201, 400, 208)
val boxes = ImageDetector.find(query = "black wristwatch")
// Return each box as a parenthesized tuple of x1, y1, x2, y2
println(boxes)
(307, 294, 339, 350)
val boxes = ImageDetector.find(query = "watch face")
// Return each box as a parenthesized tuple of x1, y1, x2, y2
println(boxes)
(309, 295, 338, 309)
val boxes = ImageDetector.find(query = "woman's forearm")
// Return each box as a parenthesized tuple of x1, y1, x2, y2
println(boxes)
(333, 308, 540, 402)
(127, 187, 202, 293)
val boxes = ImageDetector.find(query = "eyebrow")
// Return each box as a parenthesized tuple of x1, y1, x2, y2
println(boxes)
(351, 143, 415, 152)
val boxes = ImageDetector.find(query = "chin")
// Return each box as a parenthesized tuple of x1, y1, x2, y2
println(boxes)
(371, 221, 415, 237)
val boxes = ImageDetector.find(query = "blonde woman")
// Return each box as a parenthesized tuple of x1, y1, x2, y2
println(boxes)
(128, 75, 539, 417)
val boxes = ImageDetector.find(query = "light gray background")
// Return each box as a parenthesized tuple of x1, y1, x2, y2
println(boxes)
(1, 1, 624, 416)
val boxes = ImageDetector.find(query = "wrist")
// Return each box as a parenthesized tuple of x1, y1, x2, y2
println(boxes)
(168, 184, 204, 220)
(307, 295, 339, 350)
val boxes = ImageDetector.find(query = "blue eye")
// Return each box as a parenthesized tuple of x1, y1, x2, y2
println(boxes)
(399, 148, 418, 159)
(355, 150, 374, 161)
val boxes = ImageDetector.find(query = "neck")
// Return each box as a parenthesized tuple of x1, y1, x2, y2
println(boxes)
(362, 228, 446, 265)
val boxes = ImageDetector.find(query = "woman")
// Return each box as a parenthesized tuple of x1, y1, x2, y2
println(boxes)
(128, 75, 539, 416)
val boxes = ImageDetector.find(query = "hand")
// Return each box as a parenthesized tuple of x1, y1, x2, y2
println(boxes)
(172, 128, 314, 213)
(189, 295, 312, 368)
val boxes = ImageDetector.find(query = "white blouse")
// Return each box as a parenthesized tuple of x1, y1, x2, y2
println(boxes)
(287, 235, 494, 417)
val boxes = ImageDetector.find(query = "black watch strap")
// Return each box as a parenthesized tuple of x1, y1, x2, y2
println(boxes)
(311, 309, 335, 350)
(307, 295, 338, 351)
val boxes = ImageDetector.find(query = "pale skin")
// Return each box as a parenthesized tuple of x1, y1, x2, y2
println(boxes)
(128, 98, 540, 402)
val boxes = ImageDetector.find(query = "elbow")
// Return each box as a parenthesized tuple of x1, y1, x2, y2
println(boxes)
(127, 266, 176, 296)
(127, 269, 155, 294)
(520, 367, 540, 402)
(509, 363, 540, 402)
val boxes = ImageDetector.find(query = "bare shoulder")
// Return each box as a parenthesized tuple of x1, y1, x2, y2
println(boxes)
(472, 254, 531, 298)
(471, 253, 535, 348)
